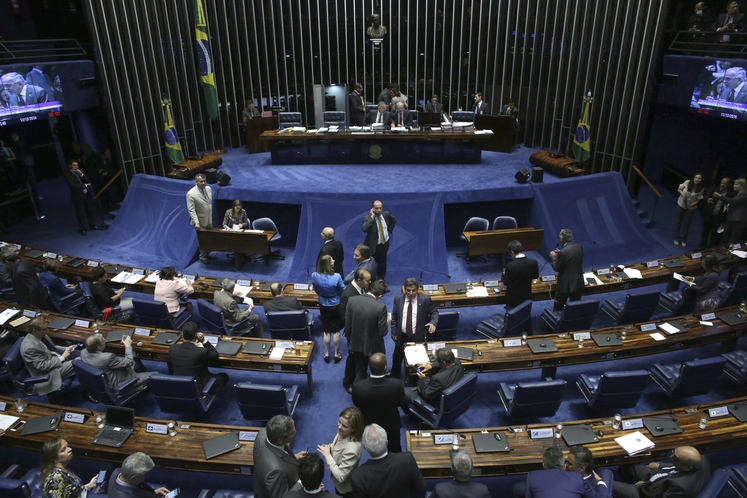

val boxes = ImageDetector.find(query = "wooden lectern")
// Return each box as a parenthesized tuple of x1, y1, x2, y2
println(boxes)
(462, 227, 544, 257)
(245, 116, 279, 154)
(474, 114, 517, 153)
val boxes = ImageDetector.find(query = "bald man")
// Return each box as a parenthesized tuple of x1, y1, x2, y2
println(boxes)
(317, 227, 344, 278)
(612, 446, 710, 498)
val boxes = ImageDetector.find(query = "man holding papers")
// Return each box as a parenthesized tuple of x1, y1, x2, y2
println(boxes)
(612, 446, 710, 498)
(213, 278, 262, 336)
(389, 278, 438, 376)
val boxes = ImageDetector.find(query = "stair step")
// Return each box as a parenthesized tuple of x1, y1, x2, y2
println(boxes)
(640, 217, 655, 228)
(632, 199, 641, 208)
(636, 208, 648, 219)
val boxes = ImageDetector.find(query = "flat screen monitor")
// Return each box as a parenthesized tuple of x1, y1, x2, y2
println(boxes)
(0, 64, 66, 126)
(689, 59, 747, 121)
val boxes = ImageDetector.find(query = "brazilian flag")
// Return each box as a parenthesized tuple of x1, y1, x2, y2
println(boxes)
(162, 98, 184, 164)
(571, 92, 593, 163)
(194, 0, 219, 120)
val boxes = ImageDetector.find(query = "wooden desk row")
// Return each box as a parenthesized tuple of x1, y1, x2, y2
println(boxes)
(405, 305, 746, 379)
(0, 302, 317, 395)
(407, 395, 747, 478)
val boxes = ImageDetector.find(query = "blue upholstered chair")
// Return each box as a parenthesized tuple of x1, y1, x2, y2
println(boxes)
(71, 359, 148, 407)
(718, 272, 747, 307)
(323, 111, 346, 127)
(252, 217, 284, 263)
(659, 285, 696, 317)
(44, 287, 86, 315)
(235, 382, 300, 422)
(498, 378, 567, 419)
(475, 300, 532, 339)
(649, 356, 727, 398)
(693, 468, 730, 498)
(80, 281, 131, 322)
(541, 300, 600, 333)
(451, 111, 475, 122)
(197, 298, 254, 336)
(407, 372, 478, 429)
(266, 310, 313, 340)
(202, 491, 254, 498)
(365, 104, 378, 114)
(600, 290, 661, 325)
(278, 112, 302, 129)
(457, 216, 490, 263)
(576, 370, 649, 410)
(725, 463, 747, 497)
(3, 339, 74, 400)
(132, 299, 191, 330)
(0, 465, 42, 498)
(492, 216, 517, 231)
(428, 310, 459, 342)
(149, 374, 218, 416)
(721, 349, 747, 383)
(410, 110, 419, 127)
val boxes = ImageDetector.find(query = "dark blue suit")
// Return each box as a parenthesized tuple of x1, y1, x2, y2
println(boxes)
(431, 480, 490, 498)
(526, 468, 597, 497)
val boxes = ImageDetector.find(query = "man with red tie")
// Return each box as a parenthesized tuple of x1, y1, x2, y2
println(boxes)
(388, 101, 413, 128)
(711, 1, 745, 42)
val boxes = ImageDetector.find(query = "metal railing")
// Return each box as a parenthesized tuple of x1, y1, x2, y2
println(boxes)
(0, 39, 87, 63)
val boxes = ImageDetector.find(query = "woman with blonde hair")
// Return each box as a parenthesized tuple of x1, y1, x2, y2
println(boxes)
(317, 407, 364, 498)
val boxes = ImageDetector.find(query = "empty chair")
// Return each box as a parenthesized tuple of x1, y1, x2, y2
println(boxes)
(197, 298, 255, 336)
(2, 339, 74, 400)
(600, 290, 662, 324)
(252, 217, 284, 263)
(721, 349, 747, 383)
(541, 300, 600, 333)
(149, 373, 218, 416)
(278, 111, 302, 129)
(0, 465, 42, 498)
(428, 310, 459, 342)
(492, 216, 518, 231)
(475, 300, 532, 339)
(457, 216, 489, 263)
(498, 378, 567, 419)
(694, 468, 731, 498)
(44, 287, 86, 315)
(451, 111, 475, 122)
(407, 372, 478, 429)
(71, 360, 148, 406)
(726, 463, 747, 497)
(649, 356, 727, 397)
(409, 110, 419, 127)
(659, 284, 696, 316)
(266, 309, 313, 340)
(80, 281, 132, 322)
(718, 271, 747, 307)
(132, 299, 191, 330)
(235, 382, 300, 422)
(322, 111, 346, 128)
(576, 370, 649, 410)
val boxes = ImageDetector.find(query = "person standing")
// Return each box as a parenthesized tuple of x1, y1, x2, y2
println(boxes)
(317, 227, 345, 278)
(317, 407, 364, 498)
(63, 159, 101, 236)
(700, 177, 732, 249)
(344, 280, 390, 383)
(502, 240, 539, 334)
(186, 173, 215, 264)
(674, 173, 704, 246)
(389, 278, 438, 376)
(362, 200, 397, 281)
(344, 244, 377, 286)
(473, 92, 490, 114)
(714, 177, 747, 245)
(254, 415, 307, 498)
(349, 83, 366, 126)
(341, 269, 372, 393)
(550, 229, 585, 311)
(312, 255, 346, 363)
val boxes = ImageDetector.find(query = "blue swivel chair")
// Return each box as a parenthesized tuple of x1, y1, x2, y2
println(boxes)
(201, 491, 254, 498)
(722, 349, 747, 383)
(44, 287, 86, 315)
(0, 465, 42, 498)
(541, 300, 600, 333)
(718, 272, 747, 307)
(649, 356, 727, 398)
(451, 111, 475, 122)
(693, 469, 730, 498)
(365, 104, 378, 114)
(278, 112, 302, 129)
(3, 339, 74, 400)
(266, 310, 313, 340)
(80, 281, 132, 322)
(659, 284, 696, 317)
(498, 378, 567, 419)
(492, 216, 517, 231)
(132, 299, 191, 330)
(235, 382, 300, 422)
(323, 111, 346, 128)
(600, 290, 662, 325)
(725, 463, 747, 497)
(197, 298, 254, 336)
(576, 370, 649, 410)
(407, 372, 478, 428)
(149, 374, 218, 416)
(252, 217, 284, 263)
(71, 360, 148, 407)
(457, 216, 489, 263)
(410, 110, 419, 127)
(428, 311, 459, 342)
(475, 300, 532, 339)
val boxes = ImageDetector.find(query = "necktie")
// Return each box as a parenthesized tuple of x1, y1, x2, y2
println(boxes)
(19, 94, 25, 106)
(201, 188, 208, 201)
(727, 89, 735, 102)
(42, 337, 57, 353)
(377, 113, 381, 123)
(377, 216, 385, 244)
(399, 113, 402, 125)
(405, 299, 413, 336)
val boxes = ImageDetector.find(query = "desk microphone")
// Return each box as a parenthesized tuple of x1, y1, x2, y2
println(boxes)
(420, 422, 467, 439)
(587, 240, 597, 273)
(419, 269, 452, 286)
(538, 244, 559, 276)
(306, 264, 316, 286)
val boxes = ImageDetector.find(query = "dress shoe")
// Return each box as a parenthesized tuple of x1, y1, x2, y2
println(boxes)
(344, 384, 353, 394)
(80, 229, 88, 236)
(83, 392, 98, 403)
(324, 355, 331, 363)
(334, 355, 342, 364)
(200, 257, 210, 264)
(207, 254, 218, 259)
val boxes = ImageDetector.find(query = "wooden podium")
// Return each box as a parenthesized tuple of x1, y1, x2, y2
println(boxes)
(245, 116, 278, 154)
(462, 227, 544, 257)
(196, 229, 275, 256)
(474, 114, 517, 153)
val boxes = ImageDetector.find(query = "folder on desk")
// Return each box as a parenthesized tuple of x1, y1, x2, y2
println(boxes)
(472, 433, 510, 453)
(211, 278, 224, 288)
(151, 332, 181, 345)
(451, 346, 474, 361)
(643, 416, 683, 437)
(661, 259, 685, 268)
(562, 425, 599, 445)
(527, 339, 558, 353)
(592, 333, 622, 347)
(719, 312, 747, 326)
(105, 328, 134, 343)
(728, 402, 747, 422)
(242, 341, 273, 355)
(48, 317, 76, 330)
(22, 413, 62, 436)
(215, 340, 242, 356)
(203, 431, 241, 460)
(443, 283, 467, 294)
(23, 249, 44, 259)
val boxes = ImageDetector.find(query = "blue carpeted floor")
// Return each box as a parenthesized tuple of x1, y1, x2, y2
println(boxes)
(2, 149, 745, 497)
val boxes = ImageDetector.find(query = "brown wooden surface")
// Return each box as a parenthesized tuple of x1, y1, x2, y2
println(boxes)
(463, 228, 544, 257)
(245, 116, 278, 153)
(406, 395, 747, 477)
(196, 229, 274, 256)
(474, 114, 517, 153)
(259, 129, 495, 142)
(0, 395, 259, 474)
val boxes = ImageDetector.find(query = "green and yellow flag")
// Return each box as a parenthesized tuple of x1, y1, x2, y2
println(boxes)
(162, 98, 184, 164)
(194, 0, 219, 120)
(571, 92, 593, 163)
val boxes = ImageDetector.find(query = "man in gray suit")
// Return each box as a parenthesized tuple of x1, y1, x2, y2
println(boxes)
(345, 280, 390, 382)
(1, 72, 50, 106)
(80, 333, 154, 390)
(344, 244, 377, 285)
(720, 67, 747, 109)
(254, 415, 307, 498)
(186, 173, 215, 264)
(20, 317, 76, 396)
(213, 278, 263, 336)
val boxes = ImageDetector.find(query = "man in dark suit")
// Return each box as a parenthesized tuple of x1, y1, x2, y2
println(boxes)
(711, 1, 745, 41)
(264, 283, 303, 313)
(349, 424, 426, 498)
(503, 240, 539, 334)
(390, 278, 439, 376)
(352, 353, 407, 452)
(501, 98, 520, 119)
(254, 415, 307, 498)
(283, 453, 340, 498)
(522, 446, 598, 498)
(388, 101, 414, 127)
(345, 280, 389, 383)
(341, 268, 372, 393)
(63, 159, 101, 236)
(566, 446, 611, 498)
(366, 101, 390, 125)
(550, 228, 585, 311)
(168, 321, 228, 392)
(424, 95, 444, 114)
(612, 446, 710, 498)
(719, 67, 747, 106)
(0, 72, 50, 105)
(473, 92, 490, 114)
(108, 452, 169, 498)
(431, 451, 490, 498)
(3, 248, 48, 308)
(362, 200, 397, 281)
(317, 227, 344, 277)
(714, 177, 747, 245)
(344, 244, 377, 285)
(700, 177, 733, 249)
(405, 347, 464, 405)
(350, 82, 366, 126)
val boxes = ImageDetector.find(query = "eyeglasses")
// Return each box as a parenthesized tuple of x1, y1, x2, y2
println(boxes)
(671, 452, 679, 462)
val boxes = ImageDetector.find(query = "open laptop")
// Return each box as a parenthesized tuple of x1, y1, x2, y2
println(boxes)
(203, 431, 241, 459)
(91, 406, 135, 447)
(21, 413, 62, 436)
(443, 283, 467, 294)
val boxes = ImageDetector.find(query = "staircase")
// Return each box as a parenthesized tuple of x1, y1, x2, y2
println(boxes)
(632, 198, 655, 228)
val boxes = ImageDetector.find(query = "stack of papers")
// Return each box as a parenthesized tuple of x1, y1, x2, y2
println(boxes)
(614, 431, 654, 456)
(466, 286, 489, 297)
(659, 323, 681, 335)
(474, 129, 494, 134)
(269, 347, 285, 360)
(391, 126, 408, 132)
(290, 126, 306, 133)
(731, 250, 747, 259)
(306, 129, 320, 134)
(328, 126, 339, 133)
(620, 268, 643, 279)
(144, 272, 160, 283)
(111, 272, 146, 285)
(404, 344, 430, 365)
(0, 308, 20, 325)
(0, 414, 20, 430)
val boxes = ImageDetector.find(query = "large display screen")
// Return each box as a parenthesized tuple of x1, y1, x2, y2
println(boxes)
(0, 64, 65, 126)
(690, 59, 747, 121)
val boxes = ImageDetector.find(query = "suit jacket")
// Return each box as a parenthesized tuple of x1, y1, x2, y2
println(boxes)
(20, 334, 67, 395)
(264, 295, 303, 313)
(12, 259, 49, 308)
(503, 256, 539, 308)
(501, 105, 519, 119)
(344, 258, 378, 286)
(390, 293, 438, 343)
(474, 101, 490, 115)
(638, 456, 711, 498)
(711, 12, 746, 32)
(350, 91, 366, 125)
(376, 90, 392, 105)
(345, 294, 388, 356)
(168, 340, 219, 390)
(724, 191, 747, 222)
(25, 69, 55, 97)
(186, 185, 213, 228)
(242, 107, 261, 122)
(702, 186, 734, 222)
(424, 102, 444, 114)
(80, 348, 139, 390)
(340, 283, 365, 330)
(283, 489, 339, 498)
(719, 83, 747, 105)
(350, 451, 426, 498)
(416, 360, 464, 404)
(582, 473, 611, 498)
(213, 289, 252, 325)
(318, 239, 345, 277)
(352, 376, 406, 434)
(365, 110, 390, 125)
(63, 168, 94, 200)
(430, 480, 491, 498)
(254, 427, 299, 498)
(526, 468, 596, 498)
(108, 469, 159, 498)
(11, 84, 49, 105)
(551, 242, 585, 295)
(362, 211, 397, 257)
(388, 110, 414, 127)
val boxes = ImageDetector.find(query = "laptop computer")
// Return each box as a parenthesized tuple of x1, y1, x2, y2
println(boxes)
(661, 259, 685, 268)
(105, 328, 134, 343)
(21, 413, 62, 436)
(643, 416, 683, 437)
(592, 333, 622, 347)
(48, 317, 76, 330)
(105, 265, 128, 275)
(728, 402, 747, 422)
(562, 425, 599, 445)
(91, 406, 135, 447)
(64, 257, 85, 268)
(242, 341, 273, 355)
(708, 251, 727, 261)
(719, 312, 747, 326)
(215, 340, 242, 356)
(211, 278, 224, 288)
(24, 249, 45, 259)
(451, 346, 474, 361)
(443, 283, 467, 294)
(472, 433, 510, 453)
(151, 332, 181, 345)
(203, 431, 241, 459)
(527, 339, 558, 353)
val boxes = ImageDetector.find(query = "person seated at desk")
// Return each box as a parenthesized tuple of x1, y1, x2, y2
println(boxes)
(41, 437, 99, 498)
(388, 102, 413, 128)
(169, 320, 229, 392)
(424, 94, 444, 114)
(222, 199, 251, 268)
(80, 333, 155, 390)
(366, 101, 390, 126)
(430, 451, 490, 498)
(264, 282, 303, 312)
(153, 266, 195, 315)
(501, 98, 519, 119)
(90, 266, 134, 311)
(38, 258, 83, 305)
(109, 452, 170, 498)
(405, 347, 464, 405)
(21, 317, 77, 397)
(213, 278, 263, 336)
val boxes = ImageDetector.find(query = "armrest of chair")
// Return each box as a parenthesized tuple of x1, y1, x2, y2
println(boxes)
(232, 316, 252, 330)
(115, 376, 140, 393)
(174, 306, 190, 319)
(197, 490, 212, 498)
(202, 377, 217, 394)
(24, 374, 51, 385)
(0, 464, 20, 479)
(306, 311, 313, 327)
(413, 397, 437, 414)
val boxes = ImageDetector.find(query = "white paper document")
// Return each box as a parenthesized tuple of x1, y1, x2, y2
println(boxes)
(233, 284, 253, 298)
(0, 414, 20, 430)
(658, 323, 680, 335)
(123, 273, 145, 284)
(583, 272, 603, 285)
(144, 272, 160, 283)
(466, 286, 489, 297)
(111, 271, 132, 283)
(615, 431, 654, 456)
(622, 268, 643, 279)
(0, 308, 20, 325)
(650, 332, 666, 341)
(731, 250, 747, 259)
(404, 344, 430, 365)
(269, 347, 286, 360)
